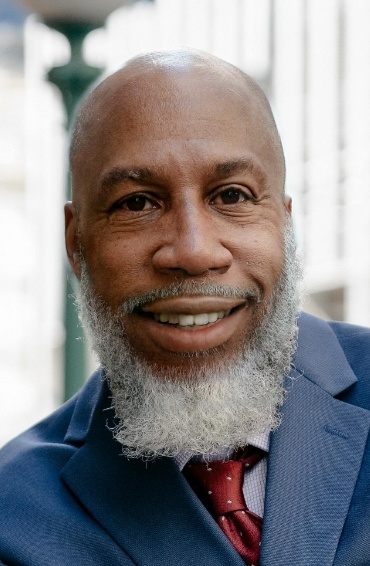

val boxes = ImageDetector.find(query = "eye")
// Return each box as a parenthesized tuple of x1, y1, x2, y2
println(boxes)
(212, 187, 251, 205)
(125, 195, 150, 211)
(114, 194, 157, 212)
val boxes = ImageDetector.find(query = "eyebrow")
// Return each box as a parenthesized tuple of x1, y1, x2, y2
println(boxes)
(99, 167, 155, 192)
(214, 157, 267, 185)
(98, 156, 267, 193)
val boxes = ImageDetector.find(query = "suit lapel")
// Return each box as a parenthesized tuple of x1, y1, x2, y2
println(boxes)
(62, 377, 244, 566)
(261, 314, 370, 565)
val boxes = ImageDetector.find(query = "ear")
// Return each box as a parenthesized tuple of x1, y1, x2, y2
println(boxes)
(284, 195, 292, 215)
(65, 202, 81, 279)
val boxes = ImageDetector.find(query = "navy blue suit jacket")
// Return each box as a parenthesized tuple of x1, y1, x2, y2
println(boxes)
(1, 313, 370, 565)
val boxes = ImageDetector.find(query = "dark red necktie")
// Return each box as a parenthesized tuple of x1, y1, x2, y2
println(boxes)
(183, 446, 265, 566)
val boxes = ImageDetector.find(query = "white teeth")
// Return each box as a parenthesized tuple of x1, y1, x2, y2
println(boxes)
(194, 313, 209, 326)
(153, 310, 231, 326)
(178, 314, 194, 326)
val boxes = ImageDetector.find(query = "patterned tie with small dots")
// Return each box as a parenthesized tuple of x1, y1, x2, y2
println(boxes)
(183, 446, 265, 566)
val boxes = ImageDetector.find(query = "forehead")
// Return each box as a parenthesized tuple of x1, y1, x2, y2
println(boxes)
(91, 70, 259, 132)
(71, 68, 281, 196)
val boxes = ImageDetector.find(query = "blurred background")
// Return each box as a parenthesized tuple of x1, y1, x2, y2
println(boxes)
(1, 0, 370, 446)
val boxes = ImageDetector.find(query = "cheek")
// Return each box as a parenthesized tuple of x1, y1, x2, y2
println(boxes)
(233, 228, 285, 292)
(82, 233, 152, 307)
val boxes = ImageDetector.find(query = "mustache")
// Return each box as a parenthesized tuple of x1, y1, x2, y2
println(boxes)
(120, 280, 262, 314)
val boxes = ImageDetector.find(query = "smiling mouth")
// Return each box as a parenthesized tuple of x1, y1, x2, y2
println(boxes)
(135, 304, 245, 328)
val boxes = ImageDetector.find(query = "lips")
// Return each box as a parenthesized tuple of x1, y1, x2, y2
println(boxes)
(142, 295, 246, 315)
(133, 296, 249, 352)
(140, 296, 246, 329)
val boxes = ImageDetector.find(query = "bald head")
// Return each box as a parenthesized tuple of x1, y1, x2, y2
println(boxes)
(69, 49, 285, 202)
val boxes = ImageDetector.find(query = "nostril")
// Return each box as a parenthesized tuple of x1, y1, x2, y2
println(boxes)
(152, 243, 233, 276)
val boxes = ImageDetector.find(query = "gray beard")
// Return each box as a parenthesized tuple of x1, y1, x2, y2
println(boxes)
(76, 222, 302, 459)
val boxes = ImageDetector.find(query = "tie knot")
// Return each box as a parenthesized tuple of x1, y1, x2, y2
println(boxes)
(183, 446, 265, 516)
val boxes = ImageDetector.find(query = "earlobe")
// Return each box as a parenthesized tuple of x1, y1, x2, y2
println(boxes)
(284, 195, 292, 215)
(64, 202, 81, 278)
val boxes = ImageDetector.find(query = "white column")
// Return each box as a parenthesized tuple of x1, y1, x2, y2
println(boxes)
(240, 0, 270, 78)
(24, 18, 66, 422)
(342, 0, 370, 325)
(304, 0, 340, 283)
(272, 0, 306, 244)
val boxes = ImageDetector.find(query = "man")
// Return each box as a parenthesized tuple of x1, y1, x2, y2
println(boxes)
(0, 49, 369, 566)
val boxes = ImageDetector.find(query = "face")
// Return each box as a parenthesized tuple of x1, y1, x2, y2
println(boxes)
(66, 68, 291, 374)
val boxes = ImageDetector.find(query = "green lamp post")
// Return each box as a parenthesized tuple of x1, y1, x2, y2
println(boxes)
(20, 0, 141, 401)
(48, 21, 101, 402)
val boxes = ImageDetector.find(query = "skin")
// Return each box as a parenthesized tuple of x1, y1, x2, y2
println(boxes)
(65, 51, 292, 370)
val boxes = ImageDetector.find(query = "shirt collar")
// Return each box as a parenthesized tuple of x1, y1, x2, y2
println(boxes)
(173, 430, 270, 471)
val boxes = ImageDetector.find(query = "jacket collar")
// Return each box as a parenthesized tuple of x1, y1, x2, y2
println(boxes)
(261, 312, 370, 564)
(291, 312, 358, 395)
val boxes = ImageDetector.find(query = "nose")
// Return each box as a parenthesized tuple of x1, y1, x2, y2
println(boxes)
(152, 204, 233, 276)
